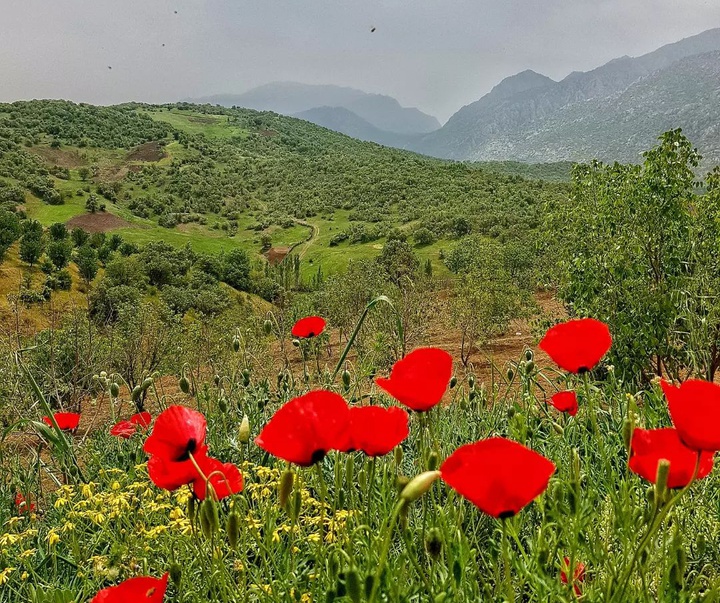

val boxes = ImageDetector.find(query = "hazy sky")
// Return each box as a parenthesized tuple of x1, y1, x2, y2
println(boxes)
(1, 0, 720, 122)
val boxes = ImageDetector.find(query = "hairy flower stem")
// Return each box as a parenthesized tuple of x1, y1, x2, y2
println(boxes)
(368, 499, 407, 603)
(611, 451, 702, 602)
(501, 519, 515, 601)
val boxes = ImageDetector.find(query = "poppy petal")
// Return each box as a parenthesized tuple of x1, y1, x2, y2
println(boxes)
(375, 347, 453, 412)
(130, 412, 152, 428)
(192, 456, 244, 500)
(342, 405, 409, 457)
(550, 391, 578, 416)
(143, 406, 206, 462)
(255, 390, 350, 466)
(440, 437, 556, 518)
(291, 316, 326, 338)
(539, 318, 611, 374)
(110, 420, 137, 439)
(661, 379, 720, 451)
(42, 412, 81, 431)
(147, 453, 205, 491)
(90, 573, 169, 603)
(628, 427, 713, 488)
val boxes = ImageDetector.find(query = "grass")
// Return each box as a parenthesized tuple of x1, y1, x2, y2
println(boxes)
(143, 108, 250, 139)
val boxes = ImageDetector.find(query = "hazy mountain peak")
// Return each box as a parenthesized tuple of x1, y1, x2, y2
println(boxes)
(489, 70, 555, 99)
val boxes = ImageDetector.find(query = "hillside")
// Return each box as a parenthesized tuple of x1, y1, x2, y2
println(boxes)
(415, 27, 720, 166)
(0, 100, 566, 280)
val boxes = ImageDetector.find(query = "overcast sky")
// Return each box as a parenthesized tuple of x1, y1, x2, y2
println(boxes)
(1, 0, 720, 122)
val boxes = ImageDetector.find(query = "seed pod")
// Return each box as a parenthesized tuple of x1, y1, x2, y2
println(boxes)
(279, 469, 295, 509)
(449, 376, 457, 389)
(187, 495, 196, 524)
(109, 382, 120, 398)
(232, 336, 241, 353)
(179, 375, 190, 394)
(238, 415, 250, 443)
(131, 386, 141, 402)
(428, 451, 439, 471)
(345, 567, 361, 603)
(263, 319, 273, 335)
(141, 377, 153, 391)
(168, 563, 182, 589)
(342, 369, 351, 390)
(394, 446, 403, 467)
(227, 511, 240, 549)
(468, 375, 475, 389)
(425, 527, 443, 560)
(525, 349, 534, 362)
(400, 471, 440, 503)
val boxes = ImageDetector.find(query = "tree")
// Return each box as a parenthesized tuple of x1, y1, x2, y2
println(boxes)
(75, 245, 99, 284)
(260, 233, 272, 251)
(413, 227, 435, 247)
(376, 239, 419, 288)
(0, 210, 20, 260)
(85, 194, 100, 213)
(78, 166, 91, 181)
(71, 227, 90, 248)
(48, 222, 69, 241)
(223, 248, 251, 291)
(47, 240, 72, 270)
(19, 219, 44, 267)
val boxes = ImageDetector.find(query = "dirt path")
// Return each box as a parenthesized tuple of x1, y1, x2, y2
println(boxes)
(291, 219, 319, 259)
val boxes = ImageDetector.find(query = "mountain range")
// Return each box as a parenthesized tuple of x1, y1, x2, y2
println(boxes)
(191, 27, 720, 166)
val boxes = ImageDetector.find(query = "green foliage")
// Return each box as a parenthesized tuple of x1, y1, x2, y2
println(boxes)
(19, 218, 44, 266)
(75, 244, 98, 284)
(0, 209, 20, 259)
(222, 248, 252, 291)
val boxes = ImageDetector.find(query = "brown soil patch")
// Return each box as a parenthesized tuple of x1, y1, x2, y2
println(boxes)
(266, 247, 290, 265)
(126, 141, 166, 163)
(259, 129, 278, 137)
(66, 212, 132, 233)
(97, 165, 128, 182)
(31, 147, 87, 169)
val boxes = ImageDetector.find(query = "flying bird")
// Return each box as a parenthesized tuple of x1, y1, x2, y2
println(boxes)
(370, 26, 376, 33)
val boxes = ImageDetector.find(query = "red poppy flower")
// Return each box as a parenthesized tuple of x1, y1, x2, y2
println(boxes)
(291, 316, 326, 338)
(147, 454, 202, 491)
(375, 347, 453, 412)
(131, 411, 152, 428)
(42, 412, 81, 432)
(14, 492, 35, 514)
(628, 427, 713, 488)
(561, 557, 586, 597)
(255, 390, 350, 466)
(192, 455, 244, 501)
(539, 318, 611, 374)
(143, 406, 207, 462)
(110, 420, 137, 439)
(549, 391, 578, 416)
(440, 437, 556, 518)
(661, 379, 720, 451)
(90, 573, 168, 603)
(342, 405, 409, 457)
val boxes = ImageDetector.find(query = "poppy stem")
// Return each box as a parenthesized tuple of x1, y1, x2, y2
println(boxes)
(500, 519, 515, 601)
(611, 451, 702, 602)
(187, 452, 218, 502)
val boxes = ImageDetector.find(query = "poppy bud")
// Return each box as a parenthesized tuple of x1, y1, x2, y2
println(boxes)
(507, 368, 514, 381)
(325, 590, 336, 603)
(525, 349, 534, 362)
(218, 395, 228, 413)
(395, 475, 410, 495)
(400, 470, 440, 503)
(345, 454, 355, 488)
(696, 533, 706, 557)
(342, 369, 351, 390)
(428, 451, 439, 471)
(292, 338, 300, 347)
(279, 469, 295, 510)
(364, 575, 375, 600)
(622, 416, 634, 452)
(242, 368, 251, 386)
(449, 376, 457, 389)
(507, 406, 516, 419)
(394, 446, 403, 467)
(571, 448, 581, 484)
(179, 375, 190, 394)
(131, 386, 141, 402)
(214, 374, 221, 387)
(100, 370, 108, 380)
(201, 498, 219, 538)
(468, 389, 476, 401)
(669, 563, 683, 590)
(227, 511, 240, 549)
(468, 375, 475, 389)
(525, 360, 535, 373)
(452, 559, 462, 587)
(169, 563, 182, 589)
(263, 319, 273, 335)
(434, 594, 448, 603)
(142, 377, 153, 391)
(552, 422, 564, 435)
(291, 489, 302, 522)
(232, 336, 241, 353)
(655, 459, 671, 503)
(425, 527, 443, 560)
(238, 415, 250, 443)
(359, 469, 367, 492)
(109, 382, 120, 398)
(345, 567, 361, 603)
(187, 495, 196, 524)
